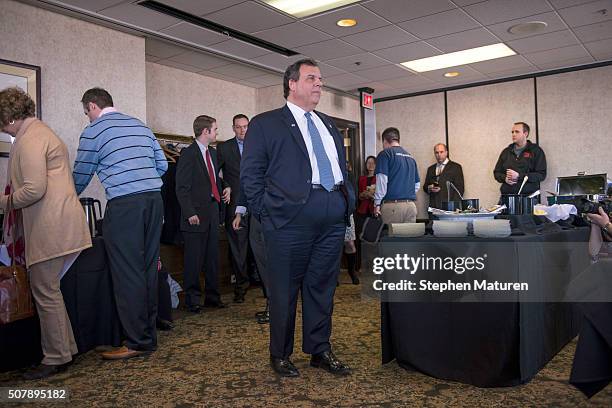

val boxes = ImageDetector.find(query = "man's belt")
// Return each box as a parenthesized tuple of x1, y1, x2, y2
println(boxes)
(383, 199, 414, 203)
(312, 184, 342, 191)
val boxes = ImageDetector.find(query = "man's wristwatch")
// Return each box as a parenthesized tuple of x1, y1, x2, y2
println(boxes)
(603, 222, 612, 234)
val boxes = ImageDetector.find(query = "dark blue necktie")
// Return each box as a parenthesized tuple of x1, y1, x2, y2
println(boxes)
(305, 112, 334, 191)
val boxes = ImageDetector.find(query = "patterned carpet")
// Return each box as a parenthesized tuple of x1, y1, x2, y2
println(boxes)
(0, 277, 609, 407)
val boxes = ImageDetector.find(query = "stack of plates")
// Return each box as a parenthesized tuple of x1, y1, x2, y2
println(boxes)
(389, 223, 425, 237)
(433, 221, 468, 237)
(473, 219, 511, 238)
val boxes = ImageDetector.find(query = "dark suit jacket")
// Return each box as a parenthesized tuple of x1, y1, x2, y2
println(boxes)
(241, 105, 356, 229)
(217, 137, 242, 222)
(423, 160, 464, 209)
(175, 142, 227, 232)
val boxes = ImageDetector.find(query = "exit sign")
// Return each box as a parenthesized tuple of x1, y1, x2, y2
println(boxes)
(361, 92, 373, 109)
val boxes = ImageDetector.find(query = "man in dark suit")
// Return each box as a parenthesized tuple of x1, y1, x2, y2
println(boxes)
(423, 143, 464, 210)
(241, 59, 356, 378)
(217, 114, 250, 303)
(176, 115, 230, 313)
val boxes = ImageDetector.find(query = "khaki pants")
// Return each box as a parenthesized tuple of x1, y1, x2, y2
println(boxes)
(381, 201, 417, 224)
(29, 254, 78, 365)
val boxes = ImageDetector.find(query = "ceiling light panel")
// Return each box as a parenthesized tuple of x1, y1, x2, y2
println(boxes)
(263, 0, 361, 18)
(401, 43, 516, 72)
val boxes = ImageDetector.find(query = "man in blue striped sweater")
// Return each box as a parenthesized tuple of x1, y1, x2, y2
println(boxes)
(73, 88, 167, 360)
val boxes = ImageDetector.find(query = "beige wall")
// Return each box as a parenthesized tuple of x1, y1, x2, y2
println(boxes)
(538, 65, 612, 196)
(375, 93, 446, 218)
(256, 85, 360, 123)
(146, 62, 257, 141)
(0, 0, 147, 206)
(448, 79, 535, 209)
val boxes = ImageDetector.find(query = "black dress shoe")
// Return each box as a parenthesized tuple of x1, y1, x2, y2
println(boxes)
(270, 356, 299, 377)
(23, 362, 70, 380)
(187, 305, 201, 314)
(233, 294, 245, 304)
(351, 276, 360, 285)
(156, 318, 174, 331)
(257, 310, 269, 324)
(203, 300, 227, 309)
(310, 350, 351, 376)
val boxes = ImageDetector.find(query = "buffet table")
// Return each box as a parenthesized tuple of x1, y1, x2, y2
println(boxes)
(0, 236, 121, 372)
(379, 227, 591, 387)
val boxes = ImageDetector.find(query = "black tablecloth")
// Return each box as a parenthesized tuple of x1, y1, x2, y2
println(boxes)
(0, 237, 121, 372)
(569, 260, 612, 398)
(380, 228, 590, 387)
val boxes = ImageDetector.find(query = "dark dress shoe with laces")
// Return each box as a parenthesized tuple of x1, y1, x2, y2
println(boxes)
(23, 362, 70, 380)
(156, 318, 174, 331)
(257, 310, 270, 324)
(270, 356, 299, 377)
(233, 294, 245, 304)
(310, 350, 351, 375)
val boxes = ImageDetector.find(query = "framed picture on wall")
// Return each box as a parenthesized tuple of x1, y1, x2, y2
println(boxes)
(0, 59, 41, 157)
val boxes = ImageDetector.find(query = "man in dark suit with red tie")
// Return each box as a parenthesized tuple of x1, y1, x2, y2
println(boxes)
(176, 115, 230, 313)
(241, 59, 356, 377)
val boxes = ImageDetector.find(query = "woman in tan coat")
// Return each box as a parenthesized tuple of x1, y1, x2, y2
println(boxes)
(0, 87, 92, 380)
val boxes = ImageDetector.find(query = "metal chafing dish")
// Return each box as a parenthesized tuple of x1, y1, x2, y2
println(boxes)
(547, 173, 609, 205)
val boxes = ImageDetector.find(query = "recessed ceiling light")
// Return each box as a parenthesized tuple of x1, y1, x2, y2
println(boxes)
(337, 18, 357, 27)
(262, 0, 361, 18)
(508, 21, 548, 35)
(444, 72, 460, 78)
(401, 43, 516, 73)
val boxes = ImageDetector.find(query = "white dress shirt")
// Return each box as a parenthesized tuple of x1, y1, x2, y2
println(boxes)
(196, 139, 216, 184)
(286, 101, 343, 185)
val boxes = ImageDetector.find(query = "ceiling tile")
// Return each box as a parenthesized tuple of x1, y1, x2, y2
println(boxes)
(209, 63, 271, 79)
(155, 0, 245, 16)
(253, 23, 332, 48)
(534, 56, 595, 69)
(99, 3, 181, 30)
(159, 22, 228, 46)
(363, 81, 393, 92)
(398, 9, 480, 39)
(324, 72, 370, 90)
(573, 19, 612, 42)
(199, 70, 241, 82)
(61, 0, 124, 12)
(318, 63, 348, 77)
(464, 0, 552, 25)
(486, 12, 570, 41)
(523, 44, 591, 65)
(145, 54, 162, 63)
(353, 64, 414, 80)
(302, 5, 389, 36)
(324, 53, 390, 72)
(341, 25, 419, 52)
(485, 66, 539, 79)
(549, 0, 599, 8)
(372, 41, 440, 63)
(145, 38, 188, 59)
(452, 0, 488, 5)
(468, 54, 534, 73)
(203, 1, 294, 33)
(211, 39, 271, 59)
(155, 59, 204, 73)
(379, 74, 435, 89)
(507, 30, 579, 54)
(294, 39, 363, 61)
(168, 51, 232, 70)
(251, 53, 306, 70)
(237, 79, 265, 88)
(362, 0, 456, 24)
(557, 0, 612, 27)
(426, 28, 500, 53)
(584, 37, 612, 59)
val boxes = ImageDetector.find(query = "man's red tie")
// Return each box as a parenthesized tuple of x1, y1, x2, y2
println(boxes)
(205, 149, 221, 202)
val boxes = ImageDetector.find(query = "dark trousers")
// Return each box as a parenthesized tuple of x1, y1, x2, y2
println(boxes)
(262, 189, 346, 358)
(103, 191, 163, 351)
(249, 215, 268, 298)
(226, 210, 250, 297)
(183, 201, 220, 306)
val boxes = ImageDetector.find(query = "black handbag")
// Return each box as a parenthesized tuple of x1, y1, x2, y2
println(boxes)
(359, 216, 384, 243)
